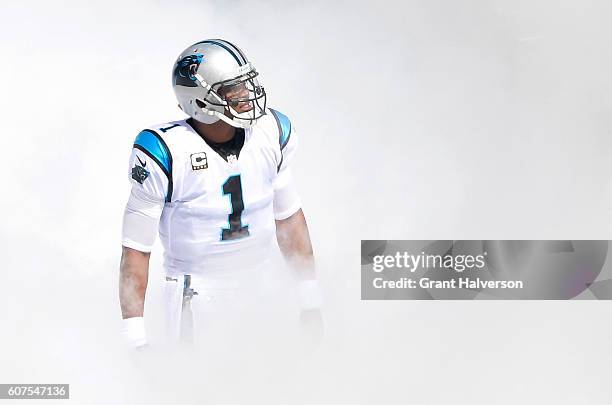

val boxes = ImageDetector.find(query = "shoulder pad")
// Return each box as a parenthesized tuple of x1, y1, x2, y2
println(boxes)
(133, 129, 172, 176)
(269, 108, 292, 150)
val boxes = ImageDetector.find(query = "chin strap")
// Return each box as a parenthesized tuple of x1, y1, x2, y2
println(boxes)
(193, 104, 257, 128)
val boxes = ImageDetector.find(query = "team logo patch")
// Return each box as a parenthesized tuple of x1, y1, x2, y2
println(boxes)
(190, 152, 208, 170)
(131, 156, 150, 184)
(173, 54, 204, 88)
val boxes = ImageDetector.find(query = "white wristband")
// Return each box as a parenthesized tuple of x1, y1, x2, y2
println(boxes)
(298, 280, 323, 310)
(120, 317, 148, 348)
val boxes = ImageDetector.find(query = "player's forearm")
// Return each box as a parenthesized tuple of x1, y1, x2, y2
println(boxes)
(119, 246, 150, 319)
(276, 208, 315, 280)
(277, 210, 323, 333)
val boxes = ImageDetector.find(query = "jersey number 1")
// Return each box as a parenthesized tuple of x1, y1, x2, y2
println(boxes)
(221, 175, 250, 240)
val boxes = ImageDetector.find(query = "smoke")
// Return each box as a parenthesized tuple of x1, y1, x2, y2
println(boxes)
(2, 0, 612, 403)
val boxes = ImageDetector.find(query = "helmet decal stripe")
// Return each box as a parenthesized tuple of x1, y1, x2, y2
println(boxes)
(195, 39, 244, 66)
(213, 39, 248, 65)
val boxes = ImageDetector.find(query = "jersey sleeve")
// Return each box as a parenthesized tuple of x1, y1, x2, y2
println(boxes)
(269, 109, 302, 220)
(121, 130, 172, 252)
(128, 130, 173, 202)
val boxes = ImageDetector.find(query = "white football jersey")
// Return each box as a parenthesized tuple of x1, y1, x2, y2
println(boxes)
(121, 109, 301, 276)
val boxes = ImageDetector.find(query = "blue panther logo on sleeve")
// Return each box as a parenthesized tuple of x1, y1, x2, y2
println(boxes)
(173, 54, 204, 88)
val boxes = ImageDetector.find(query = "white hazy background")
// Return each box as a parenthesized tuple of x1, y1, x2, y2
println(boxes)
(2, 0, 612, 404)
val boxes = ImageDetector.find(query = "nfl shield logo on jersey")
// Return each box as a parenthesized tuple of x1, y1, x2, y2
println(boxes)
(191, 152, 208, 170)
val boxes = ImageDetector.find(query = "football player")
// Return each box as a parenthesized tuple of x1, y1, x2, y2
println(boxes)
(118, 39, 322, 348)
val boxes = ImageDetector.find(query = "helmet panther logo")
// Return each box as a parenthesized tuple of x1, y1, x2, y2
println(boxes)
(173, 54, 204, 88)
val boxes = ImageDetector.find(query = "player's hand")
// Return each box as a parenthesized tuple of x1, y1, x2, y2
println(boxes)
(299, 308, 324, 350)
